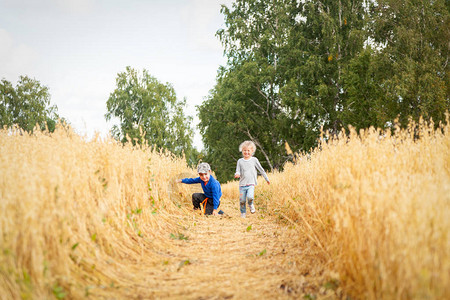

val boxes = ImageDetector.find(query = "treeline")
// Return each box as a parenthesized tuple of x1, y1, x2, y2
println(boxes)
(0, 68, 201, 167)
(2, 0, 449, 182)
(198, 0, 449, 181)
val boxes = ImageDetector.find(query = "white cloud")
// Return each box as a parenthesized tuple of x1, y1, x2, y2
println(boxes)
(0, 1, 235, 150)
(0, 28, 38, 81)
(1, 0, 94, 13)
(181, 0, 234, 51)
(54, 0, 95, 14)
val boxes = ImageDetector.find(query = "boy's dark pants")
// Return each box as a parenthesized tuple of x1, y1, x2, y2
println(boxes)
(192, 193, 215, 215)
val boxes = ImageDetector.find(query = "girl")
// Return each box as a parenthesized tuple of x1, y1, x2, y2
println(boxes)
(234, 141, 270, 218)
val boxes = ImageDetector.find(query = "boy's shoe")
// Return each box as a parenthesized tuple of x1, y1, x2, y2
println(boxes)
(218, 210, 224, 215)
(241, 213, 246, 218)
(250, 204, 256, 214)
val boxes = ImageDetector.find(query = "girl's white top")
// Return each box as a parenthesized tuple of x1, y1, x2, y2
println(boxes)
(235, 157, 270, 186)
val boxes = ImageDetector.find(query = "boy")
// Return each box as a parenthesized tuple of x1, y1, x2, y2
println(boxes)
(234, 140, 270, 218)
(177, 162, 222, 216)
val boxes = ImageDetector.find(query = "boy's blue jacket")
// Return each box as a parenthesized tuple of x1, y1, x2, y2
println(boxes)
(181, 175, 222, 209)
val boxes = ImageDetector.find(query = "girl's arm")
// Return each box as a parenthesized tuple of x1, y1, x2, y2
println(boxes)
(254, 158, 270, 183)
(234, 159, 241, 178)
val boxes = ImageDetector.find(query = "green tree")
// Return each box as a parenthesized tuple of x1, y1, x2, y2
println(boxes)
(105, 66, 197, 164)
(0, 76, 60, 132)
(368, 0, 450, 127)
(279, 0, 369, 134)
(199, 61, 290, 182)
(200, 0, 449, 181)
(340, 46, 388, 130)
(200, 0, 368, 181)
(200, 0, 307, 182)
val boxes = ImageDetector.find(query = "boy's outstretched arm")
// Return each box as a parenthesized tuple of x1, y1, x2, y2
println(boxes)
(179, 177, 202, 184)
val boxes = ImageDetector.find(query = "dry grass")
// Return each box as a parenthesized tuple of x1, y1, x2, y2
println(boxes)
(241, 119, 450, 299)
(1, 117, 449, 299)
(0, 124, 195, 299)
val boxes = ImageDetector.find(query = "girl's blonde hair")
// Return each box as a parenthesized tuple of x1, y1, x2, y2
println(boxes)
(239, 140, 256, 154)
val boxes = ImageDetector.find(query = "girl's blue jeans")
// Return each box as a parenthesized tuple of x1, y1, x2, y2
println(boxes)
(239, 185, 254, 214)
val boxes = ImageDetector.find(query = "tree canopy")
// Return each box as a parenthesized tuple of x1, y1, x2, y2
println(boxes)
(105, 66, 199, 165)
(366, 0, 450, 126)
(0, 76, 61, 132)
(198, 0, 449, 182)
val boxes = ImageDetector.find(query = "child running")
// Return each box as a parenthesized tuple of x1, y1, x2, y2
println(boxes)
(234, 140, 270, 218)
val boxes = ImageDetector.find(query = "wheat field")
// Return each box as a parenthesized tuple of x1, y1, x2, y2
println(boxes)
(245, 119, 450, 299)
(1, 118, 449, 299)
(0, 125, 197, 299)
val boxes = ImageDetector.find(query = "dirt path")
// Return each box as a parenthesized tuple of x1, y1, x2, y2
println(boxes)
(145, 198, 308, 299)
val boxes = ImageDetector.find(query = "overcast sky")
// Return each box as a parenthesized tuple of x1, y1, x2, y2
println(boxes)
(0, 0, 234, 149)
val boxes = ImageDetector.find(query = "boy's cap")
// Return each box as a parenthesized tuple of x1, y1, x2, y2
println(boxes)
(197, 162, 211, 173)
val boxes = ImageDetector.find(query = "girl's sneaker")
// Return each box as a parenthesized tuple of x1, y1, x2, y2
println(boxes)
(241, 213, 246, 218)
(250, 204, 256, 214)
